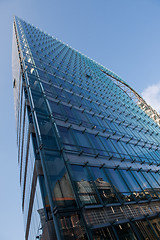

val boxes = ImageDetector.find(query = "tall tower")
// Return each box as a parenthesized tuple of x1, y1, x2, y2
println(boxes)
(12, 16, 160, 240)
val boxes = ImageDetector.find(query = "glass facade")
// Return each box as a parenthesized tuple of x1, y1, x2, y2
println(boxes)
(12, 16, 160, 240)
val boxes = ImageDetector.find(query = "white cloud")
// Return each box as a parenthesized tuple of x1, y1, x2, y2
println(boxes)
(142, 82, 160, 113)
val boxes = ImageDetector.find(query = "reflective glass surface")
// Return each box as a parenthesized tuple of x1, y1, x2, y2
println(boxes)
(13, 16, 160, 240)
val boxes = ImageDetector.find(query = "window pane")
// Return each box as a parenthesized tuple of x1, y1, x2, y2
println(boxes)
(131, 171, 151, 189)
(114, 223, 137, 240)
(135, 220, 157, 239)
(105, 168, 133, 202)
(142, 172, 159, 188)
(70, 165, 100, 205)
(90, 167, 119, 204)
(142, 171, 160, 198)
(119, 169, 147, 201)
(119, 170, 141, 191)
(73, 130, 95, 154)
(131, 171, 156, 199)
(151, 172, 160, 186)
(58, 126, 77, 151)
(87, 134, 109, 157)
(92, 227, 116, 240)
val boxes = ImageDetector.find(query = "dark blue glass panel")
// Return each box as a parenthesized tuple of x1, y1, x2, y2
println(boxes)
(70, 165, 100, 205)
(90, 167, 119, 204)
(105, 168, 134, 202)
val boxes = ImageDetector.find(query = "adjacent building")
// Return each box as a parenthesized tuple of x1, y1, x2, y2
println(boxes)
(12, 16, 160, 240)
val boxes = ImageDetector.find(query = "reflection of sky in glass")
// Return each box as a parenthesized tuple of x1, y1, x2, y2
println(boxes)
(105, 168, 130, 193)
(119, 169, 141, 191)
(71, 165, 89, 181)
(132, 171, 151, 190)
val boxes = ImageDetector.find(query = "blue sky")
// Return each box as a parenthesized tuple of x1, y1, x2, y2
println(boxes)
(1, 0, 160, 239)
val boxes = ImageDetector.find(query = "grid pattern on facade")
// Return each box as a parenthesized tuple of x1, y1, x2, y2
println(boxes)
(12, 16, 160, 240)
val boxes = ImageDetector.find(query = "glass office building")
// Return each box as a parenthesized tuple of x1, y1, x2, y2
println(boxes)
(12, 16, 160, 240)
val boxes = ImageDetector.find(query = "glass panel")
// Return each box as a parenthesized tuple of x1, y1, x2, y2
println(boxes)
(58, 126, 78, 151)
(132, 171, 156, 199)
(32, 93, 49, 115)
(37, 114, 58, 150)
(142, 171, 160, 198)
(73, 130, 95, 154)
(48, 100, 63, 119)
(60, 212, 87, 240)
(114, 223, 137, 240)
(105, 168, 134, 202)
(90, 167, 119, 204)
(122, 142, 137, 157)
(70, 165, 100, 205)
(119, 169, 147, 201)
(135, 220, 157, 240)
(99, 137, 120, 158)
(111, 140, 127, 156)
(44, 150, 76, 207)
(151, 172, 160, 187)
(150, 218, 160, 238)
(87, 134, 109, 157)
(92, 227, 116, 240)
(101, 138, 117, 154)
(63, 105, 78, 122)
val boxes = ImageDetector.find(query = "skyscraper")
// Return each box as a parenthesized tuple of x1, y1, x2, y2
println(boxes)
(12, 16, 160, 240)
